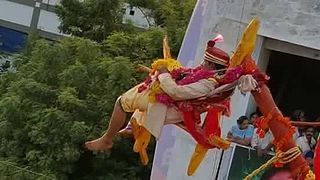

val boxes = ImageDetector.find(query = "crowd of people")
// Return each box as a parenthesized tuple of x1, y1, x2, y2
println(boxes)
(227, 109, 319, 169)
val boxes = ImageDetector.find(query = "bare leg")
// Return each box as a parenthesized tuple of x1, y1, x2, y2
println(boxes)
(85, 97, 127, 150)
(117, 121, 133, 137)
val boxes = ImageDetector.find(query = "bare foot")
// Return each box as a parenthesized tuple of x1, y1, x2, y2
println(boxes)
(85, 137, 113, 151)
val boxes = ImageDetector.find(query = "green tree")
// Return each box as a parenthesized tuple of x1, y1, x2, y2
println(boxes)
(0, 0, 197, 178)
(56, 0, 125, 41)
(103, 27, 165, 65)
(57, 0, 196, 56)
(125, 0, 196, 55)
(0, 37, 153, 179)
(0, 52, 12, 72)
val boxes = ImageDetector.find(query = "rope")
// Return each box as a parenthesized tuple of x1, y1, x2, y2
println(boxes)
(243, 146, 301, 180)
(0, 160, 57, 180)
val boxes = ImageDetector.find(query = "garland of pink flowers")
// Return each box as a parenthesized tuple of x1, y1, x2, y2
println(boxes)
(138, 65, 216, 106)
(156, 66, 216, 105)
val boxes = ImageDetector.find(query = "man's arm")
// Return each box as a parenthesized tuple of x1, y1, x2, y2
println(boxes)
(230, 137, 251, 146)
(158, 73, 217, 101)
(227, 131, 234, 139)
(208, 81, 238, 96)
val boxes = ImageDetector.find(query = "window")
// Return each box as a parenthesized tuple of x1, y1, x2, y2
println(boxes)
(129, 7, 135, 16)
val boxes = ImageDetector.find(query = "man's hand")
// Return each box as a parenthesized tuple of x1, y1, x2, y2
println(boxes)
(137, 64, 151, 73)
(238, 74, 258, 93)
(157, 65, 169, 74)
(227, 134, 240, 142)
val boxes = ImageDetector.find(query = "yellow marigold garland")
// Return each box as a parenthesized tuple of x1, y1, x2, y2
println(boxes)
(305, 170, 315, 180)
(151, 58, 182, 72)
(148, 58, 182, 102)
(148, 82, 162, 103)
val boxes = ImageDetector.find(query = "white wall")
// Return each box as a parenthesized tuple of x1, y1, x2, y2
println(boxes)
(193, 0, 320, 136)
(166, 128, 222, 180)
(42, 0, 60, 6)
(196, 0, 320, 55)
(0, 1, 33, 26)
(38, 10, 63, 35)
(152, 0, 320, 179)
(123, 4, 154, 29)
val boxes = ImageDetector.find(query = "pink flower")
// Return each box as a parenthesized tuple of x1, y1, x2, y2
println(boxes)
(155, 94, 175, 106)
(219, 66, 244, 85)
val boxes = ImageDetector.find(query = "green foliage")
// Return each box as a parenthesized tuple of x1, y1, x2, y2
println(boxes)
(57, 0, 196, 56)
(0, 52, 12, 72)
(125, 0, 196, 55)
(56, 0, 124, 41)
(0, 37, 151, 179)
(0, 0, 196, 178)
(103, 27, 165, 64)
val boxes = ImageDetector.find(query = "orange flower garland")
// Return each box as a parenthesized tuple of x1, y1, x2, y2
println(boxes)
(272, 115, 296, 151)
(254, 110, 299, 167)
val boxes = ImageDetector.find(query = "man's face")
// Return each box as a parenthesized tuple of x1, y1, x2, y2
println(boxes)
(202, 60, 226, 72)
(239, 119, 249, 130)
(251, 114, 258, 121)
(251, 114, 259, 125)
(202, 60, 216, 70)
(305, 127, 314, 140)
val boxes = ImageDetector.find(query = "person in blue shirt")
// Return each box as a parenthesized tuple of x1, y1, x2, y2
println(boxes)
(227, 115, 254, 146)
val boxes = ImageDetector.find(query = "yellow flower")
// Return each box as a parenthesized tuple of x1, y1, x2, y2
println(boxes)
(148, 82, 162, 102)
(151, 58, 182, 72)
(149, 58, 182, 103)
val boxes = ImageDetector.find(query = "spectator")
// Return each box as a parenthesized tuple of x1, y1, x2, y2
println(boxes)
(296, 126, 316, 152)
(290, 109, 306, 138)
(251, 128, 274, 156)
(249, 111, 260, 127)
(227, 116, 254, 146)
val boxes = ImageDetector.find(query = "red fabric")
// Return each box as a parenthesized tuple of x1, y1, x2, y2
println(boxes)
(205, 47, 230, 65)
(205, 37, 230, 66)
(205, 34, 230, 66)
(181, 107, 221, 149)
(179, 89, 232, 149)
(315, 142, 320, 179)
(182, 110, 211, 148)
(203, 108, 221, 137)
(191, 90, 233, 110)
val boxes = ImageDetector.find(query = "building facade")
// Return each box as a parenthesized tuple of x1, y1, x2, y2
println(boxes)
(0, 0, 152, 52)
(151, 0, 320, 179)
(123, 3, 155, 29)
